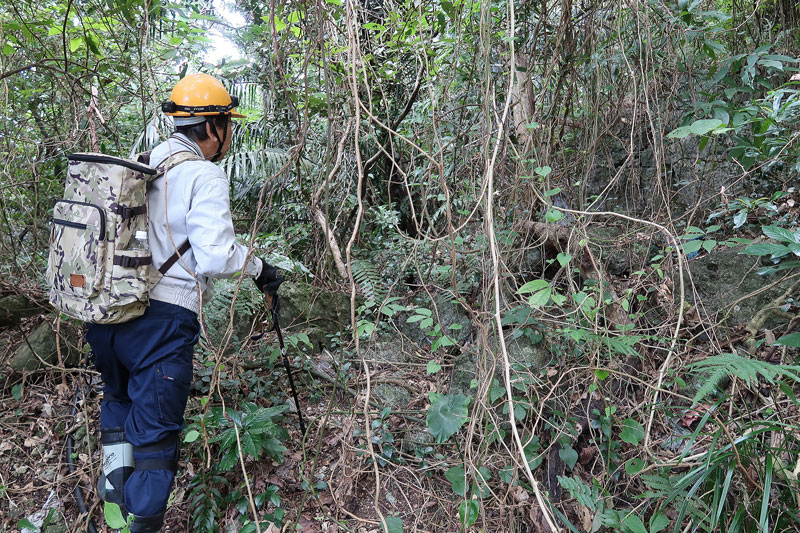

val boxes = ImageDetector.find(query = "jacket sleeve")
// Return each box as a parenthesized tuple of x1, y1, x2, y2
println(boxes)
(185, 173, 262, 279)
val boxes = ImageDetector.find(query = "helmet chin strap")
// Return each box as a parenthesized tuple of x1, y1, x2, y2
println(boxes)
(207, 116, 229, 162)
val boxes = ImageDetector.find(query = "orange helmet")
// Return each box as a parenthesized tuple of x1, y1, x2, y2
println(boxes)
(161, 73, 245, 119)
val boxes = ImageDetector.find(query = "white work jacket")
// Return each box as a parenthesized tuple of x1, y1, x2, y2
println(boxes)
(146, 134, 262, 314)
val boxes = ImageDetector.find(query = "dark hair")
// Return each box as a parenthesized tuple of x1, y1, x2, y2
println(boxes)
(175, 115, 230, 142)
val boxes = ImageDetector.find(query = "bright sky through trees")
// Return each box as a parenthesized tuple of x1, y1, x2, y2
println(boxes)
(205, 0, 245, 64)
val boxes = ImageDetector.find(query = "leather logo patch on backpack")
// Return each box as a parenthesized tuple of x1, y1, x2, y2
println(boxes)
(70, 274, 86, 288)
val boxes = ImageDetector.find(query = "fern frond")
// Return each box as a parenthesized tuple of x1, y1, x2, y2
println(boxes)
(557, 475, 597, 512)
(352, 259, 385, 302)
(688, 353, 800, 403)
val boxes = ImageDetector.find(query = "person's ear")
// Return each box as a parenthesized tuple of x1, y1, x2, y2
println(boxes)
(205, 120, 217, 140)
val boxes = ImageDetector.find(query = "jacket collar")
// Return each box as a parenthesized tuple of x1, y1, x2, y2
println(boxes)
(168, 133, 206, 160)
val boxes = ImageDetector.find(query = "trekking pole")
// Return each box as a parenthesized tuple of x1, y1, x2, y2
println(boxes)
(251, 294, 307, 436)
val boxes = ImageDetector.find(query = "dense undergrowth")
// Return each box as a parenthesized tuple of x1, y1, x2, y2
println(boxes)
(1, 0, 800, 531)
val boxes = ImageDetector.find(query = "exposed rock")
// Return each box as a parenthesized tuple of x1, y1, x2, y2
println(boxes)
(450, 345, 479, 397)
(374, 383, 411, 409)
(0, 294, 40, 328)
(687, 245, 798, 328)
(432, 294, 472, 344)
(506, 331, 550, 369)
(450, 331, 548, 396)
(203, 280, 351, 354)
(395, 292, 472, 346)
(400, 428, 434, 453)
(8, 321, 78, 373)
(366, 341, 409, 364)
(278, 281, 351, 333)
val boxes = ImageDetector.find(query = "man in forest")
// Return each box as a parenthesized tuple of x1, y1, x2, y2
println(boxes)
(86, 73, 283, 532)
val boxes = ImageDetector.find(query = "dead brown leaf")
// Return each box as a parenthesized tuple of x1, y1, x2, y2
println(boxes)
(578, 446, 596, 466)
(582, 505, 594, 532)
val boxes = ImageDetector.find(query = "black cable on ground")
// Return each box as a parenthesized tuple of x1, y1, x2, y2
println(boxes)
(67, 388, 98, 533)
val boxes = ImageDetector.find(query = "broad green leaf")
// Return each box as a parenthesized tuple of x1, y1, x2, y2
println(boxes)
(184, 429, 200, 443)
(545, 209, 564, 223)
(382, 516, 403, 533)
(86, 33, 101, 56)
(17, 518, 38, 531)
(619, 418, 644, 445)
(625, 457, 646, 475)
(702, 239, 717, 252)
(682, 240, 703, 254)
(445, 465, 469, 495)
(357, 320, 375, 336)
(272, 16, 287, 32)
(104, 502, 127, 528)
(426, 360, 442, 374)
(762, 225, 798, 244)
(650, 512, 670, 533)
(518, 280, 549, 294)
(559, 445, 578, 470)
(535, 166, 552, 177)
(474, 466, 491, 497)
(759, 59, 783, 70)
(528, 286, 551, 309)
(431, 335, 456, 351)
(519, 280, 551, 309)
(427, 393, 469, 443)
(689, 118, 724, 135)
(498, 465, 514, 484)
(545, 187, 562, 197)
(458, 500, 479, 527)
(69, 37, 84, 52)
(11, 383, 22, 401)
(523, 436, 543, 469)
(733, 209, 747, 229)
(741, 243, 790, 257)
(241, 432, 258, 457)
(667, 125, 692, 139)
(556, 252, 572, 267)
(594, 369, 610, 381)
(622, 513, 647, 533)
(775, 332, 800, 347)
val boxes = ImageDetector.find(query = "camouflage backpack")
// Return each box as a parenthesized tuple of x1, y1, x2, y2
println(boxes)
(46, 151, 201, 324)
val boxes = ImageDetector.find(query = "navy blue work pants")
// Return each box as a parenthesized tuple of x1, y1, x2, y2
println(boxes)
(87, 300, 200, 518)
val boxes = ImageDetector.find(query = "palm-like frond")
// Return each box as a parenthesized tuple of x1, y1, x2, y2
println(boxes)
(221, 147, 297, 200)
(128, 113, 172, 156)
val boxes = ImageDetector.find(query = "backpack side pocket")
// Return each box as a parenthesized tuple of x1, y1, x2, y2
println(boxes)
(47, 200, 107, 299)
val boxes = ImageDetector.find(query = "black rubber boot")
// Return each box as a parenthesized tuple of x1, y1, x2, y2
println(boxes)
(129, 513, 164, 533)
(98, 427, 134, 507)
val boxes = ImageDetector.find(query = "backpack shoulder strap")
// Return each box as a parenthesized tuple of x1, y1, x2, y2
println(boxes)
(154, 151, 205, 177)
(150, 151, 204, 276)
(158, 240, 192, 275)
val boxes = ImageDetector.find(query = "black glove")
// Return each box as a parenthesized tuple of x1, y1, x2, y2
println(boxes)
(254, 258, 284, 297)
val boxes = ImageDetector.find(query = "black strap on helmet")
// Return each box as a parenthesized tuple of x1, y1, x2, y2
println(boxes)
(207, 116, 229, 163)
(161, 95, 240, 116)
